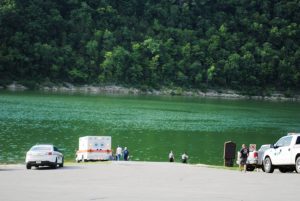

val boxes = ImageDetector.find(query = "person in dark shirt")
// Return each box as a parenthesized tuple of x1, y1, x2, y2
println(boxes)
(239, 144, 249, 172)
(123, 147, 129, 161)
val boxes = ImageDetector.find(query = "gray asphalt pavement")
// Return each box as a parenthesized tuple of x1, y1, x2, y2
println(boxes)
(0, 161, 299, 201)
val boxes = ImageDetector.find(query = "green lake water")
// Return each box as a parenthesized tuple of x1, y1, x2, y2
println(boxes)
(1, 91, 300, 165)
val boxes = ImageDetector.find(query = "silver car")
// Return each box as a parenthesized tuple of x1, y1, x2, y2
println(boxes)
(25, 144, 64, 169)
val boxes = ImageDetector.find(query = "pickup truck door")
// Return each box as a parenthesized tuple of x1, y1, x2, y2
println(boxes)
(273, 136, 293, 165)
(291, 136, 300, 163)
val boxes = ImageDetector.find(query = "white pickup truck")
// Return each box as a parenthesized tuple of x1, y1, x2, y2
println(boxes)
(263, 133, 300, 173)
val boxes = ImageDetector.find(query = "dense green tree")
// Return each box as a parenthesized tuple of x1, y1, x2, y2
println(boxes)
(0, 0, 299, 93)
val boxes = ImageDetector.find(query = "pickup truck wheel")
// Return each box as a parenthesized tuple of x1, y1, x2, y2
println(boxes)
(296, 157, 300, 173)
(264, 157, 274, 173)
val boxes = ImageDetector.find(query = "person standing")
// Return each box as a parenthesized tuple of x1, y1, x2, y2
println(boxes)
(123, 147, 129, 161)
(169, 151, 175, 162)
(181, 152, 188, 163)
(239, 144, 249, 172)
(116, 145, 122, 161)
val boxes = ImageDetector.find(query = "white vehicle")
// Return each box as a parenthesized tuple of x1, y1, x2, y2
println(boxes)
(236, 150, 258, 171)
(25, 144, 64, 169)
(257, 144, 271, 170)
(263, 133, 300, 173)
(236, 144, 271, 171)
(76, 136, 112, 162)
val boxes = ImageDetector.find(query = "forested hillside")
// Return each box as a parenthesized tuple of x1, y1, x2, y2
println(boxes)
(0, 0, 299, 94)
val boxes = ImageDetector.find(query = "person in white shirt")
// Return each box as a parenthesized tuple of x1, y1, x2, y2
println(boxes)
(181, 152, 188, 163)
(116, 146, 122, 161)
(169, 151, 175, 162)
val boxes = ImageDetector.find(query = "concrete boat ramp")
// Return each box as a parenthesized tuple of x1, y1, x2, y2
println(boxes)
(0, 161, 299, 201)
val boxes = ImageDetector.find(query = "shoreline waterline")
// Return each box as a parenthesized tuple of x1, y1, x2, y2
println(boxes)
(0, 160, 237, 171)
(2, 82, 300, 102)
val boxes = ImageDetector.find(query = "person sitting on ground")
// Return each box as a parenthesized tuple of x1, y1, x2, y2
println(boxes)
(169, 151, 175, 162)
(239, 144, 249, 172)
(181, 152, 188, 163)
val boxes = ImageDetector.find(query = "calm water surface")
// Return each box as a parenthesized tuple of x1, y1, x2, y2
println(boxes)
(1, 91, 300, 165)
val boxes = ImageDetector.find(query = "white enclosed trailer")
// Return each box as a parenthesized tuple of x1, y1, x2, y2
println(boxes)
(76, 136, 112, 162)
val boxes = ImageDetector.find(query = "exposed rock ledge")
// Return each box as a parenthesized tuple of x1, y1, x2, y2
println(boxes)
(1, 82, 300, 102)
(6, 82, 28, 91)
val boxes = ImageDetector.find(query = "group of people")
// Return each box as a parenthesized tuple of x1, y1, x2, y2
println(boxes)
(168, 151, 189, 163)
(113, 144, 249, 168)
(114, 145, 130, 161)
(111, 145, 249, 168)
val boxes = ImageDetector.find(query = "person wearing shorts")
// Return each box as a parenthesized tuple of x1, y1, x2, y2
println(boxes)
(239, 144, 249, 172)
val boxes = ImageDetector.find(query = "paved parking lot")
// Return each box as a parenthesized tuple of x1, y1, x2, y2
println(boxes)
(0, 161, 299, 201)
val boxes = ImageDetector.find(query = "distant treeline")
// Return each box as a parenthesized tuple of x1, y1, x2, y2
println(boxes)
(0, 0, 299, 94)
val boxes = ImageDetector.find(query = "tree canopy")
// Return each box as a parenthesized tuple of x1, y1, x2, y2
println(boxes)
(0, 0, 299, 93)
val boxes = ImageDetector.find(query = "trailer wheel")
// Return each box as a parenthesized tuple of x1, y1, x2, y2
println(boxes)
(26, 163, 31, 170)
(246, 165, 255, 171)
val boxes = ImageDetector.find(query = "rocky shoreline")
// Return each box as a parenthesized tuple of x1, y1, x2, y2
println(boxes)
(2, 81, 300, 101)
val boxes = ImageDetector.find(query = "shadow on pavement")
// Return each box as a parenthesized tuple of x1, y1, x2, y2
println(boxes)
(32, 165, 85, 171)
(0, 168, 23, 171)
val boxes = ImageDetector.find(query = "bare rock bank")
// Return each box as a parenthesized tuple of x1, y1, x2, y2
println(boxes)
(5, 82, 28, 91)
(1, 82, 300, 102)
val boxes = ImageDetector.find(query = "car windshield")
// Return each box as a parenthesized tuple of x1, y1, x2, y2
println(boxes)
(30, 146, 52, 151)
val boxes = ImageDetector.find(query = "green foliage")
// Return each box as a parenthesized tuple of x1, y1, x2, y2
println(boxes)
(0, 0, 300, 94)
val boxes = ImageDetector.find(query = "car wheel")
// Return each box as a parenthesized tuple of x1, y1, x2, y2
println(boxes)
(264, 157, 274, 173)
(59, 157, 64, 168)
(52, 158, 58, 169)
(26, 164, 31, 170)
(296, 157, 300, 173)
